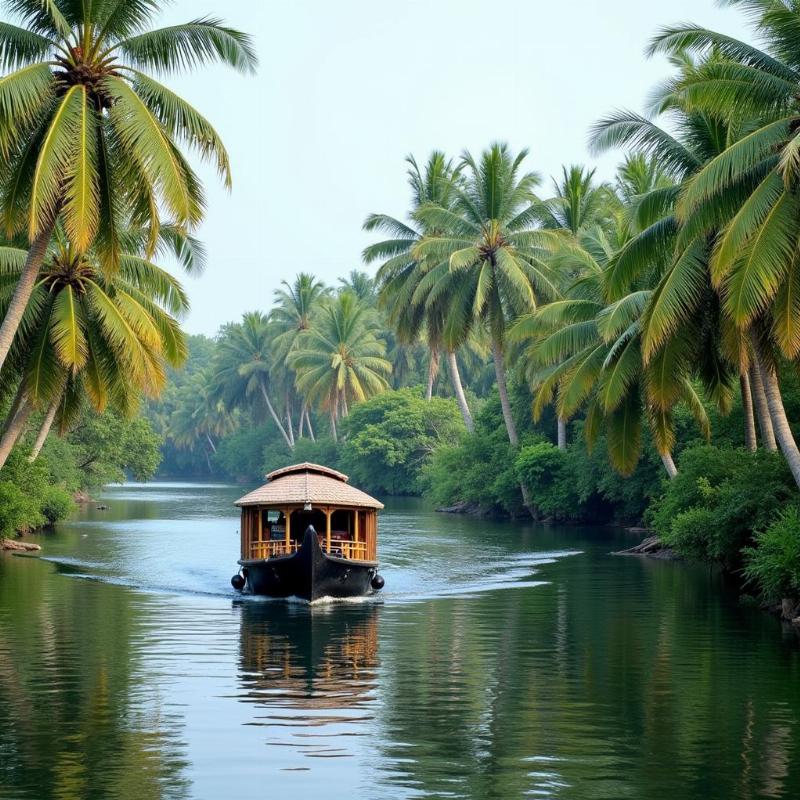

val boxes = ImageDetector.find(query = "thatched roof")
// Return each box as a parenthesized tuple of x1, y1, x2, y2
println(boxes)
(235, 462, 384, 509)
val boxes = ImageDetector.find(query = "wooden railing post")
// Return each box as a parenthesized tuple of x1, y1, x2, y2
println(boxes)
(325, 508, 332, 554)
(285, 509, 291, 553)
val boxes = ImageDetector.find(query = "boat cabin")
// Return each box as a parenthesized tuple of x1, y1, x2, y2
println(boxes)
(235, 463, 383, 564)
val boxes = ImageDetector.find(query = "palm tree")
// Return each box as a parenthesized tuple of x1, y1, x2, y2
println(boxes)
(0, 225, 191, 467)
(289, 292, 391, 441)
(533, 164, 616, 448)
(413, 143, 560, 449)
(512, 221, 709, 479)
(211, 312, 293, 450)
(364, 151, 475, 425)
(640, 5, 800, 486)
(169, 370, 236, 471)
(0, 0, 256, 372)
(338, 270, 376, 303)
(270, 272, 327, 439)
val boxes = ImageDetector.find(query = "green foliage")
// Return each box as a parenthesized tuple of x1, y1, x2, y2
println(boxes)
(424, 392, 533, 516)
(515, 442, 581, 520)
(339, 388, 464, 495)
(649, 446, 795, 568)
(59, 409, 162, 487)
(743, 508, 800, 602)
(0, 449, 73, 536)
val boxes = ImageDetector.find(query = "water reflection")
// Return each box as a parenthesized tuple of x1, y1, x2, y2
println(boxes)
(236, 602, 379, 757)
(2, 485, 800, 799)
(0, 559, 189, 800)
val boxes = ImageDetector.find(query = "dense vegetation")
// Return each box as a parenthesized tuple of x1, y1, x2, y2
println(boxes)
(1, 2, 800, 612)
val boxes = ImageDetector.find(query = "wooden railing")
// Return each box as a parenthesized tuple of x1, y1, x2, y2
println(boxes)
(250, 540, 299, 559)
(249, 538, 370, 561)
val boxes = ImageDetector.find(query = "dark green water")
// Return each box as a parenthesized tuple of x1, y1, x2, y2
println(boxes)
(2, 483, 800, 799)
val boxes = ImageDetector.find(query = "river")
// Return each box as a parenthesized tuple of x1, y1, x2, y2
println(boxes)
(1, 482, 800, 799)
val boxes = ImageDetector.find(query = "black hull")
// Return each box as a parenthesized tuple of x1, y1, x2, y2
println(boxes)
(238, 528, 378, 602)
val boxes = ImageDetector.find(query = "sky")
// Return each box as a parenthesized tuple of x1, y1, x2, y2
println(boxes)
(160, 0, 754, 336)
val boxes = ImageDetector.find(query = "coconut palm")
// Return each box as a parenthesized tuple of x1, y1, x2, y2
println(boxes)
(533, 164, 617, 448)
(289, 292, 391, 441)
(0, 0, 256, 372)
(0, 224, 191, 467)
(413, 143, 560, 448)
(363, 151, 476, 426)
(270, 272, 327, 439)
(211, 311, 294, 450)
(511, 223, 709, 479)
(169, 370, 236, 471)
(639, 5, 800, 485)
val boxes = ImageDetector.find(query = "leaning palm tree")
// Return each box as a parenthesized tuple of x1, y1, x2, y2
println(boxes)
(289, 292, 391, 441)
(512, 223, 709, 479)
(0, 224, 191, 467)
(0, 0, 256, 371)
(363, 151, 475, 424)
(637, 5, 800, 485)
(414, 143, 560, 448)
(211, 312, 293, 450)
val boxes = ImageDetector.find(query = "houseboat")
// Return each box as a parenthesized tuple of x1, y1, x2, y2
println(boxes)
(231, 462, 385, 601)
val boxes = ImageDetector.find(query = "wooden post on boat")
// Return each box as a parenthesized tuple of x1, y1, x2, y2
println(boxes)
(354, 510, 359, 560)
(285, 509, 291, 553)
(325, 508, 332, 554)
(257, 508, 263, 558)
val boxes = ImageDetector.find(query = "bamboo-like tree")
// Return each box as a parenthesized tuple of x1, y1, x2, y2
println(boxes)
(0, 0, 255, 372)
(289, 292, 391, 441)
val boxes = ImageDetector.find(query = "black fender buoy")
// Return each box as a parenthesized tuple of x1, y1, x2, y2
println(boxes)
(231, 573, 245, 591)
(371, 573, 385, 591)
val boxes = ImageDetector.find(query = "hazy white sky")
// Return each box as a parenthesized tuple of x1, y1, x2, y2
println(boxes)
(161, 0, 752, 335)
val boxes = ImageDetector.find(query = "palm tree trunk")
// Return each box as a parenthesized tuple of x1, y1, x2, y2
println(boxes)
(298, 402, 306, 439)
(490, 338, 532, 513)
(259, 384, 293, 449)
(0, 222, 55, 373)
(28, 396, 59, 462)
(285, 392, 295, 446)
(426, 349, 440, 401)
(750, 362, 777, 452)
(660, 451, 678, 479)
(205, 433, 217, 454)
(491, 339, 519, 446)
(752, 338, 800, 489)
(330, 408, 338, 442)
(305, 407, 315, 442)
(446, 350, 474, 432)
(557, 417, 567, 451)
(2, 381, 27, 436)
(740, 372, 757, 453)
(0, 399, 33, 470)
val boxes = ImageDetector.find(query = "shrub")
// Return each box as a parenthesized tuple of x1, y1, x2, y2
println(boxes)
(649, 446, 795, 568)
(743, 508, 800, 602)
(39, 485, 75, 524)
(515, 442, 581, 520)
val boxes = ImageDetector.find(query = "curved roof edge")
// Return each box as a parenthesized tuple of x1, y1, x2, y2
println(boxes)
(265, 462, 349, 483)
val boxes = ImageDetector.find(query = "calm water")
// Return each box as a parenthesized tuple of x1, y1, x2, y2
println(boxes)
(2, 483, 800, 799)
